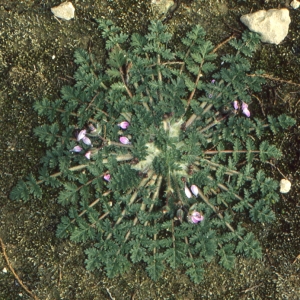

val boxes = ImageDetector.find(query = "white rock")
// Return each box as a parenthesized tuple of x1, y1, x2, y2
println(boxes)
(240, 8, 291, 45)
(280, 179, 291, 193)
(51, 2, 75, 21)
(291, 0, 300, 9)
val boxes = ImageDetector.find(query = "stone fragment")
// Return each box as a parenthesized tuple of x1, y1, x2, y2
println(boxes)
(291, 0, 300, 9)
(151, 0, 174, 15)
(280, 179, 291, 193)
(240, 8, 291, 45)
(51, 2, 75, 21)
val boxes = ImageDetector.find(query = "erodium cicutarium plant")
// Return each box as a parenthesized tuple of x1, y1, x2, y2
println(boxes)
(10, 20, 295, 283)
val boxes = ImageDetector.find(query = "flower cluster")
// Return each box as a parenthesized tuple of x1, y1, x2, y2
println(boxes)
(118, 121, 130, 144)
(69, 129, 94, 159)
(70, 121, 131, 159)
(233, 100, 251, 117)
(184, 184, 199, 198)
(184, 184, 204, 223)
(77, 129, 92, 145)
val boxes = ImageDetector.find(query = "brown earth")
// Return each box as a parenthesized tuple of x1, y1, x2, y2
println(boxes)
(0, 0, 299, 299)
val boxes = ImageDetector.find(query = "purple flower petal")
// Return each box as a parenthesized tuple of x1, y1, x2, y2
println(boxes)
(233, 100, 239, 110)
(103, 174, 111, 182)
(185, 185, 192, 198)
(190, 185, 199, 197)
(241, 102, 248, 110)
(82, 136, 92, 146)
(77, 129, 86, 141)
(118, 121, 130, 130)
(69, 145, 83, 152)
(242, 108, 251, 117)
(211, 79, 216, 84)
(190, 211, 204, 224)
(119, 136, 131, 145)
(85, 151, 91, 159)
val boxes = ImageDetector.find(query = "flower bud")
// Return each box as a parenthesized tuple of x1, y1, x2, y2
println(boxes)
(176, 208, 184, 223)
(85, 151, 91, 159)
(69, 145, 83, 152)
(88, 123, 97, 133)
(118, 121, 130, 130)
(190, 185, 199, 197)
(119, 136, 131, 145)
(162, 205, 170, 214)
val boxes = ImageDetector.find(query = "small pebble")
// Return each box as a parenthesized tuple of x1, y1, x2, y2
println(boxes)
(291, 0, 300, 9)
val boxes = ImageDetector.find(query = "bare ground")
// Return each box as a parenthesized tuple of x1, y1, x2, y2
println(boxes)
(0, 1, 300, 299)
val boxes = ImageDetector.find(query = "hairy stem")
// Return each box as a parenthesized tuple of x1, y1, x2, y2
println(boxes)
(106, 170, 155, 240)
(197, 188, 243, 241)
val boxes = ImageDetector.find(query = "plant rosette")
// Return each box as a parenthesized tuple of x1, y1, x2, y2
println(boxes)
(10, 20, 295, 283)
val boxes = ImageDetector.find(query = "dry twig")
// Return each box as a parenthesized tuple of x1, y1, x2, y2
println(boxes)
(212, 33, 237, 53)
(0, 238, 39, 300)
(247, 73, 300, 87)
(292, 254, 300, 264)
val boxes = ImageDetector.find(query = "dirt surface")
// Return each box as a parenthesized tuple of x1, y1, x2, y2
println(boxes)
(0, 0, 300, 299)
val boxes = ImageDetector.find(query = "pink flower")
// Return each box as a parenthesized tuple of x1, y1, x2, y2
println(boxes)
(190, 185, 199, 197)
(119, 136, 131, 145)
(85, 151, 91, 159)
(82, 136, 92, 146)
(241, 102, 248, 110)
(189, 211, 204, 224)
(185, 185, 192, 198)
(241, 102, 250, 117)
(103, 174, 111, 182)
(77, 129, 86, 141)
(118, 121, 130, 130)
(69, 145, 83, 152)
(233, 100, 239, 110)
